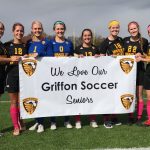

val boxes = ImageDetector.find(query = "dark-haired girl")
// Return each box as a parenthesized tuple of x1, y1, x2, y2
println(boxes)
(74, 28, 99, 129)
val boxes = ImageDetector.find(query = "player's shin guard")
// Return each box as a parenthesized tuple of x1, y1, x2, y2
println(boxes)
(10, 106, 19, 129)
(147, 100, 150, 120)
(137, 101, 144, 120)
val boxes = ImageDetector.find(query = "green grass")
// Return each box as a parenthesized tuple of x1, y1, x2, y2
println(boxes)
(0, 93, 150, 150)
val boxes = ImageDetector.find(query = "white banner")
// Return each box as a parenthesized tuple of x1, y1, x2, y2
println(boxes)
(19, 56, 136, 119)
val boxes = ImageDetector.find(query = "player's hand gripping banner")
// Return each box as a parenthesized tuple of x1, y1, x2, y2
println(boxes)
(19, 56, 136, 119)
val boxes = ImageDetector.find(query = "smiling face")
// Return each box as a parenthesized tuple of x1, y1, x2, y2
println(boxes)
(82, 30, 92, 45)
(109, 24, 120, 37)
(128, 23, 139, 38)
(31, 22, 43, 38)
(0, 22, 4, 39)
(13, 25, 24, 40)
(54, 24, 65, 39)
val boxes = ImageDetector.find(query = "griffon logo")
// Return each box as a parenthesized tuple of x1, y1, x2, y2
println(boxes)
(121, 94, 134, 110)
(23, 97, 38, 114)
(120, 58, 134, 74)
(22, 59, 37, 76)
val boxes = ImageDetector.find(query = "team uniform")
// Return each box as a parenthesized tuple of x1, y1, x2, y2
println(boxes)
(124, 36, 148, 125)
(4, 41, 27, 92)
(99, 37, 124, 56)
(27, 38, 53, 133)
(75, 44, 99, 56)
(50, 39, 73, 57)
(144, 42, 150, 89)
(74, 44, 99, 128)
(0, 42, 7, 94)
(99, 36, 124, 128)
(124, 37, 148, 85)
(50, 39, 73, 128)
(27, 38, 53, 57)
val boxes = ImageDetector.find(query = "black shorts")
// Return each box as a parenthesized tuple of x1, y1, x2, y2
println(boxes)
(144, 64, 150, 90)
(0, 65, 6, 94)
(136, 70, 144, 86)
(6, 66, 19, 93)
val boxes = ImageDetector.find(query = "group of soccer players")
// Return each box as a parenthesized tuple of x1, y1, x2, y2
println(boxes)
(0, 20, 150, 136)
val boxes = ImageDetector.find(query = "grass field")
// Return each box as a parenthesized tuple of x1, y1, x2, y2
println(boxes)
(1, 93, 150, 150)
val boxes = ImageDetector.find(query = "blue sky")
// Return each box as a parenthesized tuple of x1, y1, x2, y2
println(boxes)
(0, 0, 150, 41)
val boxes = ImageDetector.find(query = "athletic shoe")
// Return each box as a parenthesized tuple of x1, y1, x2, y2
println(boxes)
(144, 120, 150, 126)
(13, 128, 20, 136)
(136, 119, 143, 126)
(64, 122, 73, 129)
(37, 124, 44, 133)
(90, 121, 98, 128)
(29, 123, 39, 131)
(75, 121, 82, 129)
(50, 123, 57, 130)
(127, 118, 135, 125)
(103, 121, 113, 129)
(0, 132, 3, 137)
(111, 118, 122, 126)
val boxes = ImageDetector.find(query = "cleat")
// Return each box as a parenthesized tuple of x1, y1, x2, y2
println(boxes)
(75, 121, 82, 129)
(29, 123, 39, 131)
(90, 121, 98, 128)
(136, 119, 143, 126)
(37, 124, 44, 133)
(13, 128, 20, 136)
(50, 123, 57, 130)
(111, 118, 122, 126)
(144, 120, 150, 126)
(64, 122, 73, 129)
(104, 121, 113, 129)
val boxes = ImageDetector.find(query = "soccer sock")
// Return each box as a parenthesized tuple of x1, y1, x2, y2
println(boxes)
(89, 115, 96, 122)
(10, 106, 19, 129)
(75, 115, 81, 122)
(137, 101, 144, 120)
(147, 100, 150, 120)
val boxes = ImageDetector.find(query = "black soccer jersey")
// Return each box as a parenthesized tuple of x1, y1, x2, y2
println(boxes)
(4, 41, 28, 76)
(123, 37, 148, 55)
(0, 41, 7, 56)
(0, 41, 7, 65)
(99, 37, 124, 56)
(4, 41, 27, 65)
(74, 45, 99, 56)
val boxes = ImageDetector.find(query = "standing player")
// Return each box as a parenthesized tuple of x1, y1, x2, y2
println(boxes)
(124, 21, 148, 125)
(49, 21, 73, 130)
(74, 28, 99, 129)
(0, 22, 19, 137)
(0, 21, 6, 137)
(28, 20, 53, 133)
(5, 23, 28, 136)
(99, 20, 123, 128)
(135, 25, 150, 126)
